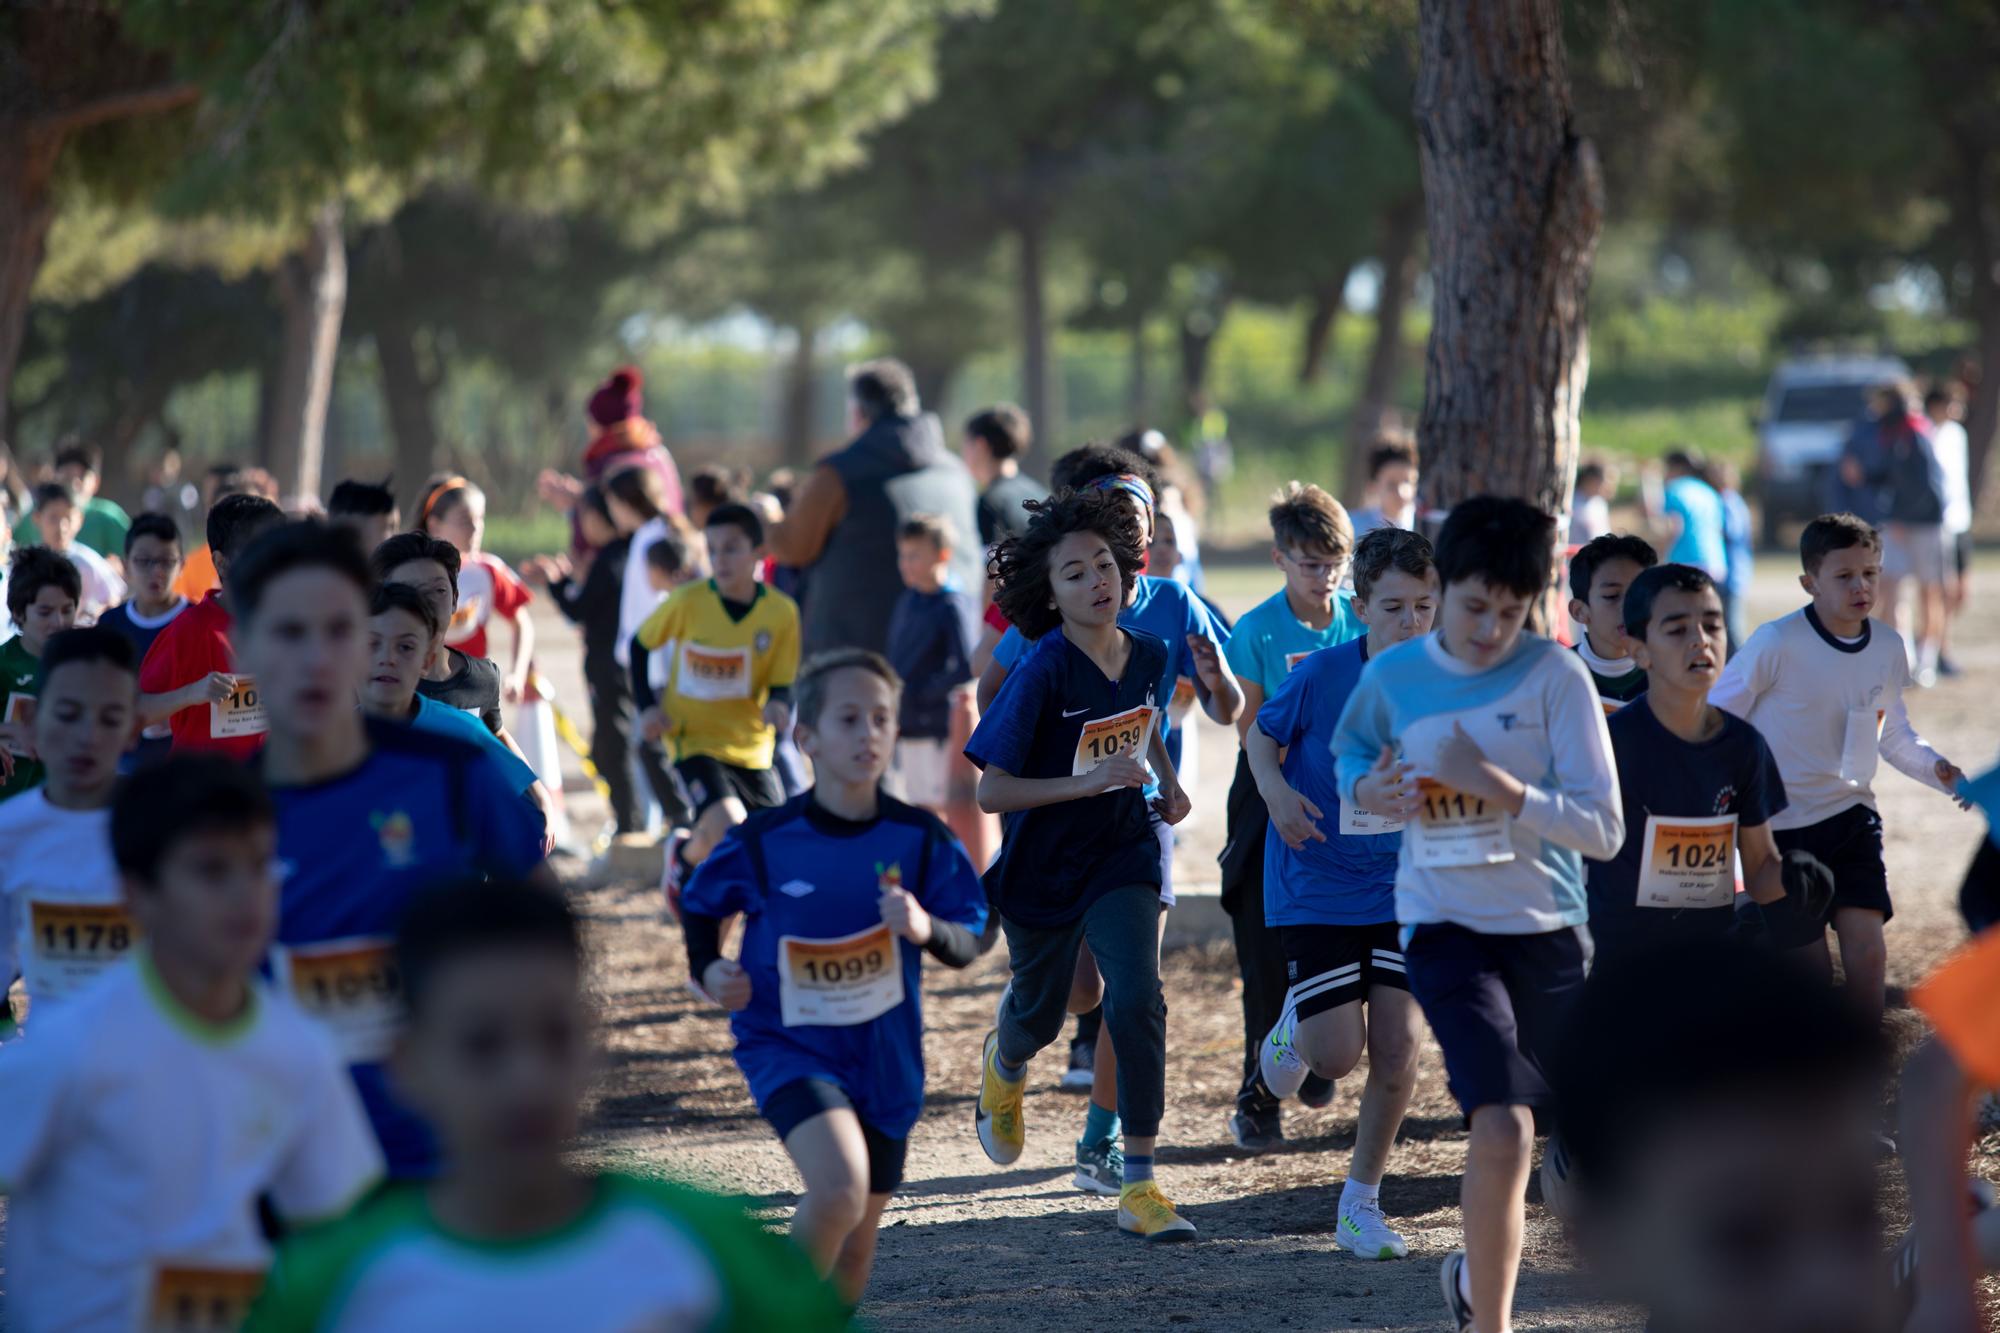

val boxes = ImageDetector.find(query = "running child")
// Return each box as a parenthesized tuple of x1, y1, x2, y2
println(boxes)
(1347, 435, 1420, 538)
(359, 581, 546, 811)
(967, 486, 1197, 1241)
(327, 477, 401, 553)
(1584, 563, 1835, 970)
(136, 493, 284, 757)
(680, 651, 986, 1303)
(885, 514, 976, 821)
(1250, 527, 1438, 1259)
(0, 546, 81, 800)
(98, 511, 189, 767)
(632, 502, 799, 909)
(418, 475, 535, 705)
(1565, 532, 1657, 712)
(230, 520, 549, 1178)
(1552, 942, 1893, 1333)
(24, 479, 124, 615)
(1709, 512, 1968, 1020)
(1333, 495, 1624, 1332)
(0, 755, 382, 1333)
(1218, 481, 1364, 1150)
(370, 531, 507, 735)
(0, 628, 138, 1030)
(248, 878, 843, 1332)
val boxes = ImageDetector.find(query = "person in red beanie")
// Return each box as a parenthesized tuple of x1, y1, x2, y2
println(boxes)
(538, 366, 684, 555)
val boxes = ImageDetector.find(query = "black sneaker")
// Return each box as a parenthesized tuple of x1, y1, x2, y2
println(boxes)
(1299, 1072, 1335, 1109)
(1227, 1107, 1283, 1154)
(1058, 1039, 1094, 1092)
(1440, 1249, 1475, 1332)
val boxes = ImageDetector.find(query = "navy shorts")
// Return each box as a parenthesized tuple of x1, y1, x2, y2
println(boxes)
(762, 1077, 908, 1195)
(1774, 804, 1890, 923)
(1402, 923, 1589, 1124)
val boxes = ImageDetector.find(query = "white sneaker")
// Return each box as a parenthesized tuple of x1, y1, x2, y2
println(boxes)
(1335, 1197, 1409, 1260)
(1259, 996, 1308, 1100)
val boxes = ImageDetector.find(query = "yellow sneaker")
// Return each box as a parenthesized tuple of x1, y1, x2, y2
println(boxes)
(1117, 1181, 1198, 1242)
(975, 1028, 1025, 1165)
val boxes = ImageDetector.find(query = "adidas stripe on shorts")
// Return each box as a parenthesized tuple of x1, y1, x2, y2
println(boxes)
(1277, 922, 1408, 1019)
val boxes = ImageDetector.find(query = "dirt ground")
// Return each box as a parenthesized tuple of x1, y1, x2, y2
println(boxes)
(546, 557, 2000, 1333)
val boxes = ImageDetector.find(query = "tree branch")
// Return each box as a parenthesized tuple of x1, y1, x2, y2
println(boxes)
(37, 83, 200, 136)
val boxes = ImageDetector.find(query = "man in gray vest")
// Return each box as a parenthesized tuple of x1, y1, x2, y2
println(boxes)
(769, 358, 984, 656)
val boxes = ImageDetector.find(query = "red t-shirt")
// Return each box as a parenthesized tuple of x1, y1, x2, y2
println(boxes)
(137, 591, 265, 758)
(442, 553, 533, 663)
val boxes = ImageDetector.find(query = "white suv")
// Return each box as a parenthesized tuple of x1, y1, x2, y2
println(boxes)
(1755, 355, 1910, 545)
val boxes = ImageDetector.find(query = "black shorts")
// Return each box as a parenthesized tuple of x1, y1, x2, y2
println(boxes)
(1774, 804, 1891, 924)
(1402, 923, 1589, 1123)
(1279, 923, 1409, 1019)
(673, 754, 784, 820)
(762, 1078, 908, 1195)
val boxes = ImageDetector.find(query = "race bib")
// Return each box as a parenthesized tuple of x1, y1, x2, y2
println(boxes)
(147, 1263, 265, 1333)
(778, 923, 903, 1027)
(1169, 677, 1197, 722)
(282, 937, 400, 1063)
(29, 901, 139, 1001)
(1339, 798, 1404, 836)
(1408, 779, 1515, 868)
(1284, 650, 1313, 673)
(1072, 705, 1156, 777)
(1636, 813, 1737, 910)
(3, 691, 34, 757)
(1839, 705, 1885, 785)
(676, 642, 752, 702)
(208, 678, 267, 739)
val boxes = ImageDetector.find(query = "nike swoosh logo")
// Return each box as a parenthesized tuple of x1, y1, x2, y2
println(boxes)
(1062, 707, 1090, 717)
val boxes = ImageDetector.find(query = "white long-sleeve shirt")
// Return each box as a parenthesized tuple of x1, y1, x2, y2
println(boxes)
(1333, 632, 1623, 934)
(1709, 605, 1947, 830)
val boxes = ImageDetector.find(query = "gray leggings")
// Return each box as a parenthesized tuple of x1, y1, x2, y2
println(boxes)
(997, 884, 1166, 1137)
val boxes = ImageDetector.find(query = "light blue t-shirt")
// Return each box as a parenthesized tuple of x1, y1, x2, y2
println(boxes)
(1664, 475, 1728, 578)
(1222, 588, 1363, 699)
(992, 575, 1228, 771)
(1257, 637, 1397, 926)
(409, 692, 540, 796)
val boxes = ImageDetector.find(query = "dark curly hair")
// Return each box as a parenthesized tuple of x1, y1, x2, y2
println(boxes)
(989, 487, 1146, 641)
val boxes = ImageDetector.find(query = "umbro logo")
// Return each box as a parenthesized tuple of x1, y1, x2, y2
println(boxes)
(778, 879, 816, 898)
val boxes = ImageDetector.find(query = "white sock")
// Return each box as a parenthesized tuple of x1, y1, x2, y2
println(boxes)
(1338, 1178, 1379, 1215)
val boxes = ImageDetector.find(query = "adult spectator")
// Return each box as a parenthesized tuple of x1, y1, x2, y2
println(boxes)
(13, 439, 131, 571)
(1925, 383, 1973, 677)
(539, 364, 684, 556)
(963, 403, 1048, 547)
(768, 359, 981, 656)
(1875, 385, 1949, 683)
(1655, 449, 1728, 583)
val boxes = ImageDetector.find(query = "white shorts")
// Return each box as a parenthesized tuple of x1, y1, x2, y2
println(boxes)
(891, 738, 953, 809)
(1882, 523, 1949, 585)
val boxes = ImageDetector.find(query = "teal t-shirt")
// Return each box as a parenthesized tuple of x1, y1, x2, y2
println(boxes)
(1222, 588, 1364, 698)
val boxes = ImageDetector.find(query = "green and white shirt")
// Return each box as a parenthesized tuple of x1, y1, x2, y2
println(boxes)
(246, 1173, 847, 1333)
(0, 952, 383, 1331)
(0, 634, 44, 800)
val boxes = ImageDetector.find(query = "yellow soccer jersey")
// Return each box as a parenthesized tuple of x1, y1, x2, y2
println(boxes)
(635, 580, 800, 769)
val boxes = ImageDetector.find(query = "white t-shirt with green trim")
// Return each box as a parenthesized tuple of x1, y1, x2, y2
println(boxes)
(0, 790, 126, 1026)
(0, 952, 383, 1332)
(247, 1174, 850, 1333)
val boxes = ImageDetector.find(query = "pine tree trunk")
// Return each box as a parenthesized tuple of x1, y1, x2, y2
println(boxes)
(1345, 191, 1425, 500)
(1954, 130, 2000, 509)
(1414, 0, 1604, 521)
(1179, 296, 1231, 418)
(779, 321, 819, 468)
(0, 126, 65, 434)
(1017, 212, 1054, 442)
(375, 315, 441, 512)
(268, 201, 348, 504)
(1297, 266, 1354, 387)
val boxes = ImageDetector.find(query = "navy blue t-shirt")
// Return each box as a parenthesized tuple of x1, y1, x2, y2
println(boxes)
(1586, 697, 1787, 964)
(886, 585, 976, 740)
(682, 792, 986, 1137)
(99, 598, 188, 769)
(265, 720, 548, 1177)
(965, 626, 1168, 927)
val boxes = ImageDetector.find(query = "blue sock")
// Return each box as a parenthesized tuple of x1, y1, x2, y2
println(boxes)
(1122, 1153, 1154, 1185)
(994, 1050, 1026, 1082)
(1080, 1102, 1120, 1150)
